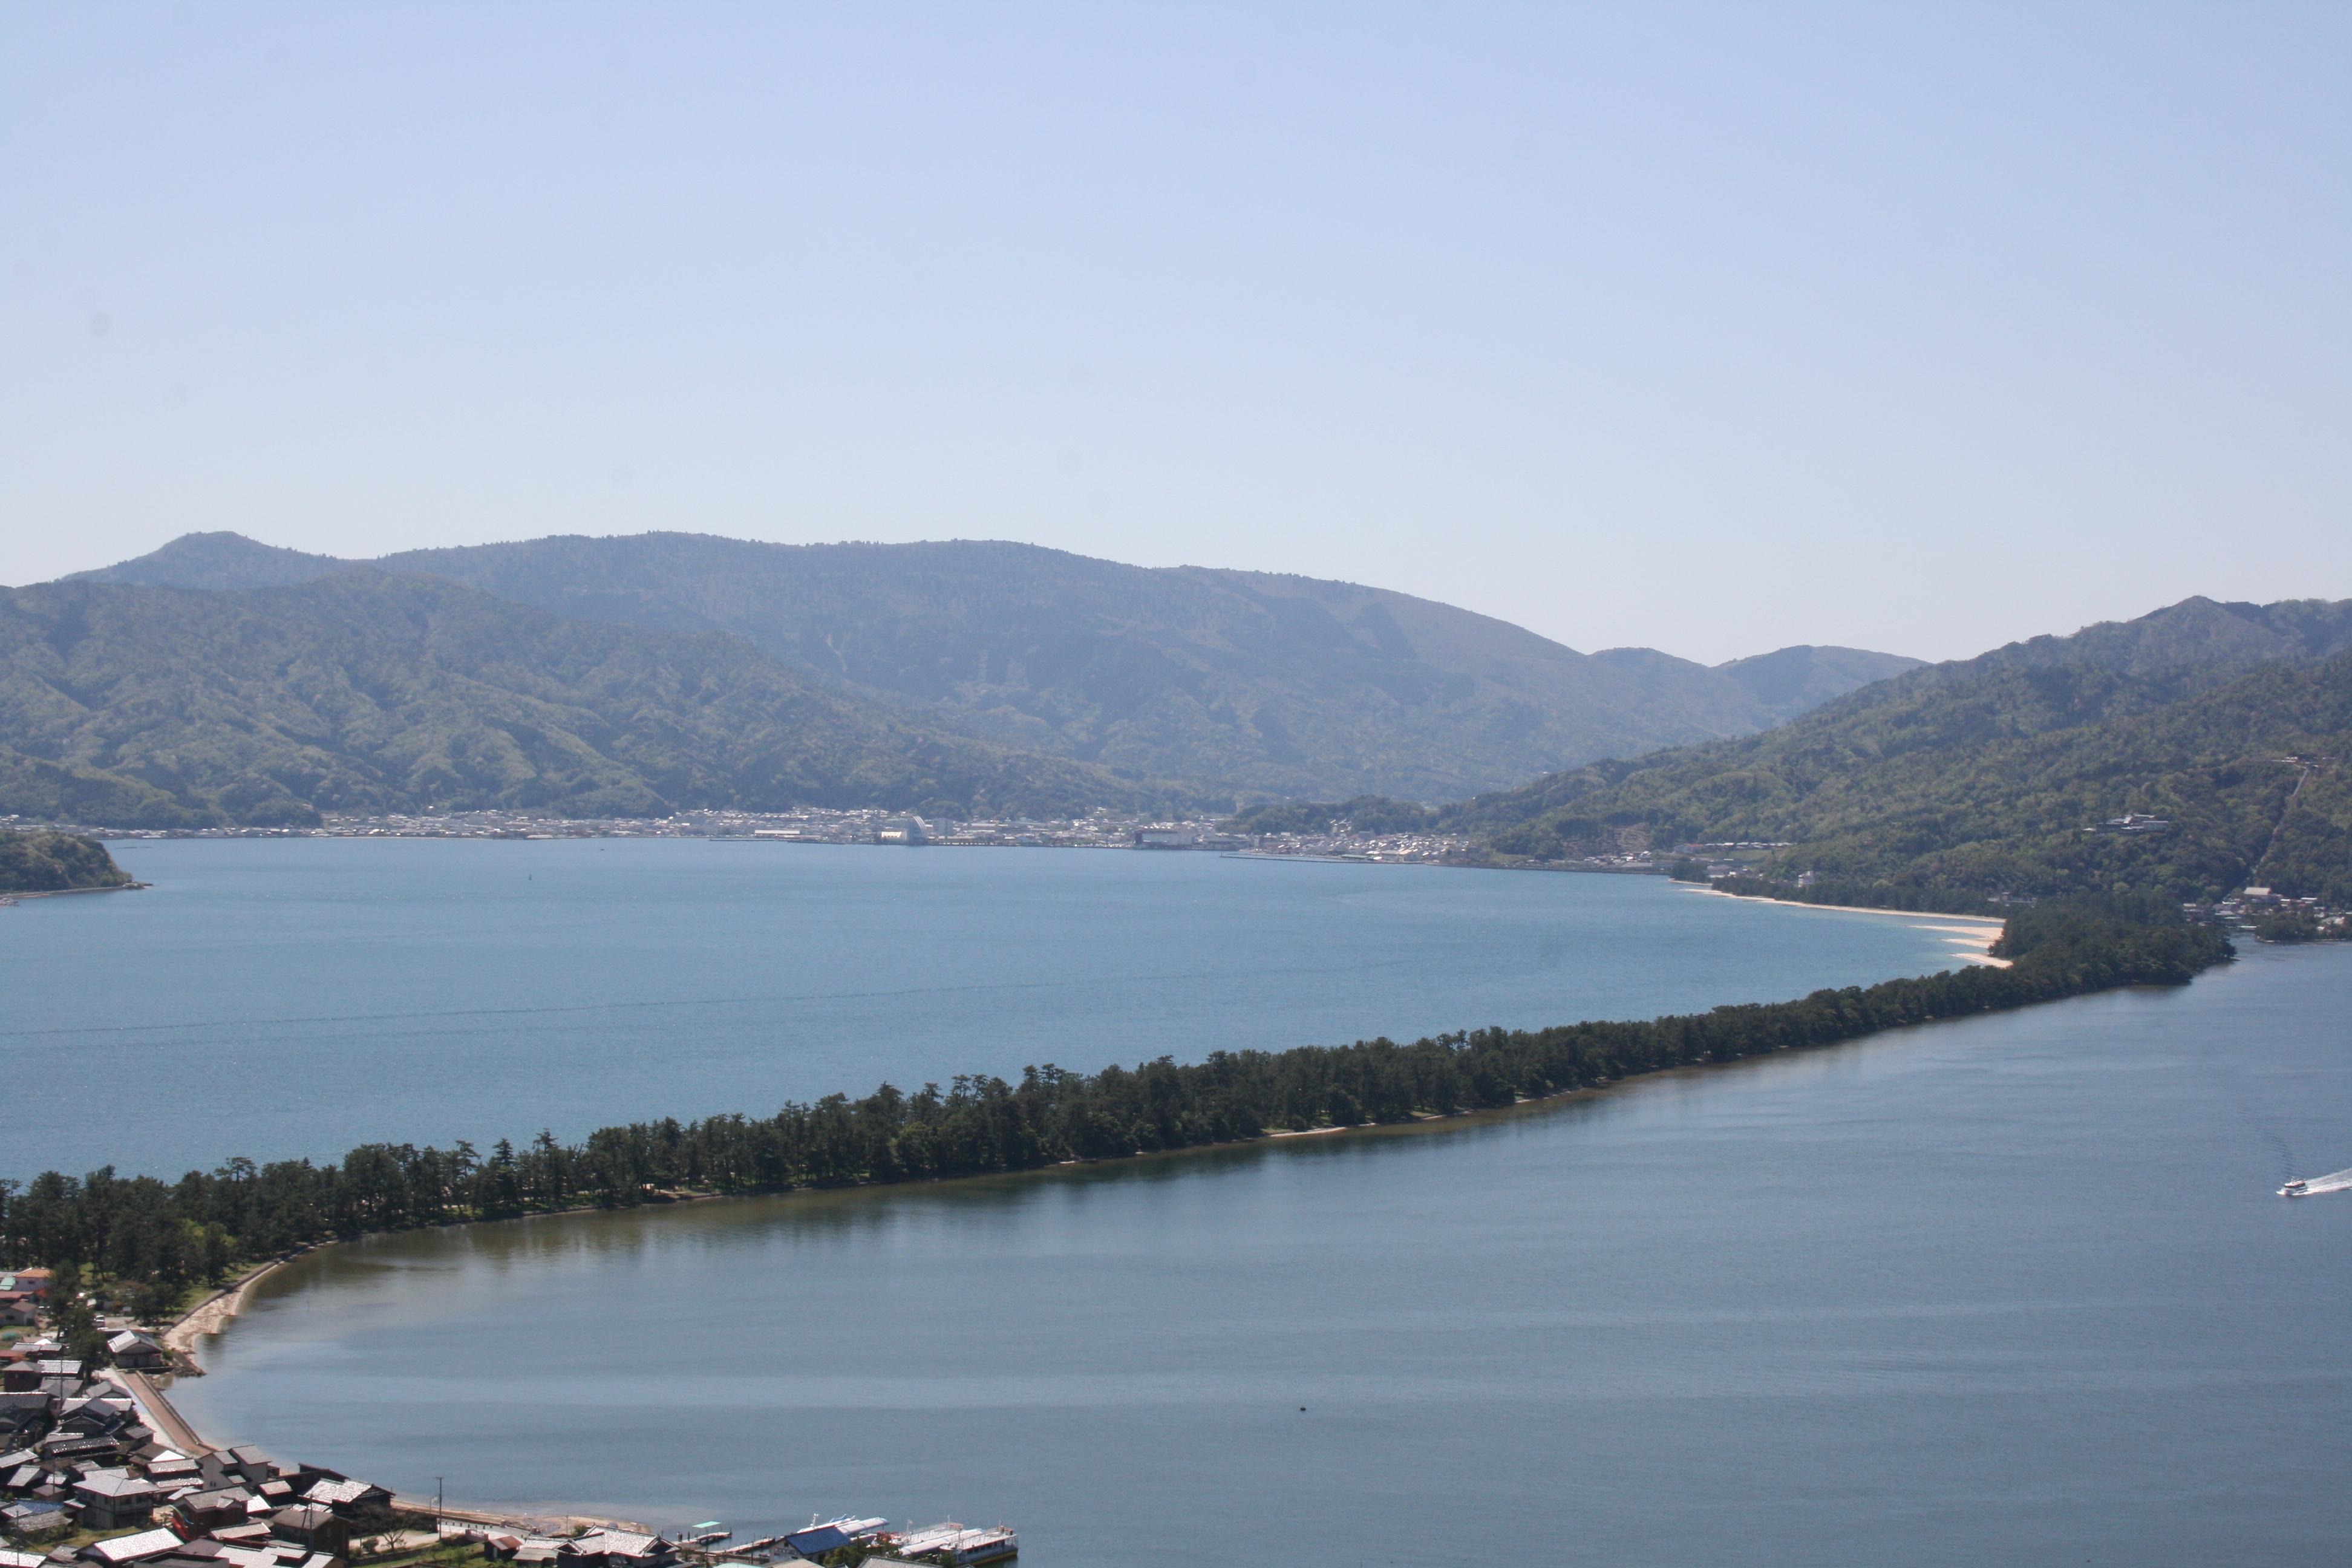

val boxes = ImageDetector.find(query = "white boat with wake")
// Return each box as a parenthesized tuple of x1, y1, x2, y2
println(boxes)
(2278, 1166, 2351, 1198)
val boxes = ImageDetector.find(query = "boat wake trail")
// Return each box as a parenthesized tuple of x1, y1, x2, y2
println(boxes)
(2281, 1166, 2352, 1197)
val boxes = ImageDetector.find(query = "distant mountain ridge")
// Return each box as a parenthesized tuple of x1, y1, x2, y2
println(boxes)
(66, 531, 1922, 800)
(1962, 594, 2352, 677)
(69, 531, 352, 592)
(0, 573, 1192, 826)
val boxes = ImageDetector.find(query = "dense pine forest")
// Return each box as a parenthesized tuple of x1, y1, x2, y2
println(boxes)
(0, 900, 2230, 1327)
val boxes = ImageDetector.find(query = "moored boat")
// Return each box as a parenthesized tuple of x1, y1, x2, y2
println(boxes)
(887, 1523, 1018, 1564)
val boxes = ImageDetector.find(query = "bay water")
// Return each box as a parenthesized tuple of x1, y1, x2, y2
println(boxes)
(4, 838, 1974, 1181)
(9, 842, 2347, 1563)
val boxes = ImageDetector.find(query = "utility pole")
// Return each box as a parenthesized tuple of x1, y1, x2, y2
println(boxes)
(434, 1477, 444, 1540)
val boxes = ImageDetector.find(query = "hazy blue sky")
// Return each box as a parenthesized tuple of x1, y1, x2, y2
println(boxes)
(4, 2, 2345, 663)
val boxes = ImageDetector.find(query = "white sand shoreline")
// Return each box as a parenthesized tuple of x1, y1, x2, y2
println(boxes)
(1680, 884, 2011, 967)
(160, 1244, 324, 1364)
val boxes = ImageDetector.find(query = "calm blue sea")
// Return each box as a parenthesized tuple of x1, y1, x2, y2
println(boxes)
(21, 840, 2347, 1564)
(4, 838, 1974, 1181)
(172, 943, 2352, 1568)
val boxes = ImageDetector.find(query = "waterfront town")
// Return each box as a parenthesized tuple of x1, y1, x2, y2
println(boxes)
(0, 1272, 1006, 1568)
(0, 809, 1478, 867)
(2, 806, 2342, 935)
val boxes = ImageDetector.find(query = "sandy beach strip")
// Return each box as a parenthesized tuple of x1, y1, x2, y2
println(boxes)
(161, 1246, 322, 1363)
(1682, 884, 2011, 967)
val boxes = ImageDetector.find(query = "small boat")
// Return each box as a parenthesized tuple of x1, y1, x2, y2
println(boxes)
(889, 1523, 1018, 1564)
(2280, 1179, 2309, 1197)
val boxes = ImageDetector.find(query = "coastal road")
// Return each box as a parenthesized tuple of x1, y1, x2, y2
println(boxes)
(114, 1370, 214, 1456)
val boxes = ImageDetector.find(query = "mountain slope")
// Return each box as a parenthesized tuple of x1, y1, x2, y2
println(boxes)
(68, 531, 354, 592)
(1962, 594, 2352, 677)
(1454, 595, 2352, 831)
(1445, 629, 2352, 907)
(0, 573, 1194, 824)
(68, 534, 1922, 798)
(1714, 643, 1935, 715)
(0, 748, 213, 829)
(310, 532, 1915, 798)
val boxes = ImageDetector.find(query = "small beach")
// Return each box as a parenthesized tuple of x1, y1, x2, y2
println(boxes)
(1682, 883, 2010, 965)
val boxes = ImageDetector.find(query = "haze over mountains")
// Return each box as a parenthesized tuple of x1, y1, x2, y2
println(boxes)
(23, 529, 2348, 905)
(0, 571, 1181, 828)
(52, 531, 1918, 805)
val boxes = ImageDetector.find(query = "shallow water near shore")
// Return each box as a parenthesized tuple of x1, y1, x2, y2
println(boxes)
(174, 941, 2352, 1567)
(2, 837, 1979, 1180)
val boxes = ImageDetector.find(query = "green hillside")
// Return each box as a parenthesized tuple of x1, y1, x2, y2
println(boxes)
(0, 747, 214, 828)
(1954, 593, 2352, 678)
(0, 829, 132, 892)
(0, 573, 1197, 825)
(72, 531, 1921, 801)
(1446, 650, 2352, 909)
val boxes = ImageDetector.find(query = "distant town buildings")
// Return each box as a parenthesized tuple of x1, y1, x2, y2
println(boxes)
(5, 808, 1480, 865)
(2186, 887, 2347, 938)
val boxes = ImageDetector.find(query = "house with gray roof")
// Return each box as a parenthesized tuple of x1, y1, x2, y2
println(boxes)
(174, 1486, 258, 1532)
(266, 1503, 349, 1558)
(72, 1469, 162, 1529)
(558, 1530, 670, 1567)
(103, 1334, 169, 1373)
(0, 1500, 68, 1538)
(2, 1361, 80, 1396)
(299, 1475, 392, 1515)
(76, 1527, 183, 1566)
(57, 1396, 135, 1436)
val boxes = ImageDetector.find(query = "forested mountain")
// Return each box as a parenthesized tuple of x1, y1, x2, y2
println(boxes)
(0, 573, 1195, 825)
(1958, 594, 2352, 678)
(1713, 642, 1942, 714)
(0, 829, 131, 893)
(0, 746, 206, 829)
(70, 532, 1920, 800)
(1444, 606, 2352, 907)
(67, 531, 353, 592)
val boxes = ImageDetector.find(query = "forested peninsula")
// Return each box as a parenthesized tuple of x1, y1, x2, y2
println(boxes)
(0, 828, 132, 893)
(0, 900, 2229, 1328)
